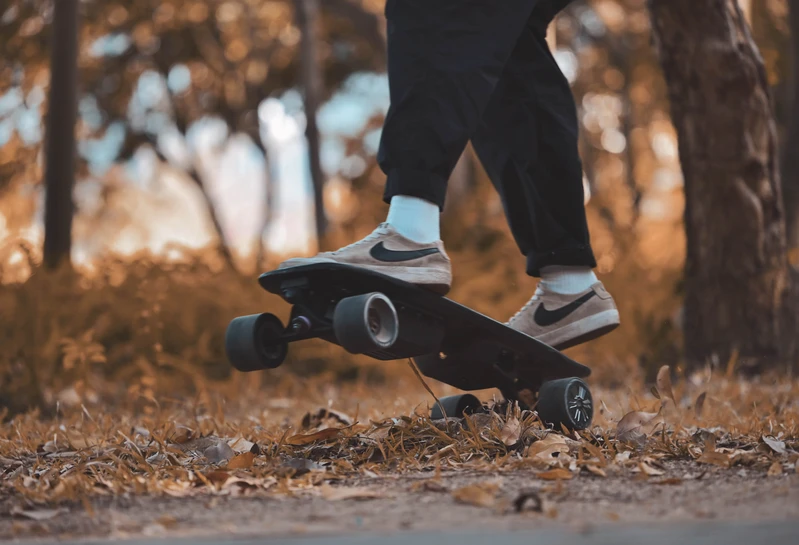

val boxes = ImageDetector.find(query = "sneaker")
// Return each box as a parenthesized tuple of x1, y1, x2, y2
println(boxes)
(278, 223, 452, 294)
(508, 282, 620, 350)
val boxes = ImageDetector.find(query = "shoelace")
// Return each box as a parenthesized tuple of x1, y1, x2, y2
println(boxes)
(329, 223, 391, 256)
(509, 285, 545, 322)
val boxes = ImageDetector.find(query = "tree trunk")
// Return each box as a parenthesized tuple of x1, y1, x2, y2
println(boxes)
(782, 0, 799, 249)
(296, 0, 327, 247)
(648, 0, 788, 372)
(43, 0, 79, 270)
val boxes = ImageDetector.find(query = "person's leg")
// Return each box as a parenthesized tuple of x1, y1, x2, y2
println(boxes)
(471, 1, 619, 348)
(282, 0, 541, 295)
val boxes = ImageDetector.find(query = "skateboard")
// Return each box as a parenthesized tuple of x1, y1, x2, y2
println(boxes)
(225, 263, 594, 430)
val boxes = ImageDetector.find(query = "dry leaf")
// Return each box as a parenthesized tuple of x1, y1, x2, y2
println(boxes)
(616, 410, 659, 442)
(585, 464, 607, 478)
(321, 484, 384, 501)
(697, 450, 731, 468)
(537, 468, 573, 481)
(227, 452, 255, 470)
(227, 437, 257, 454)
(203, 442, 235, 465)
(694, 392, 707, 418)
(498, 417, 521, 447)
(301, 409, 354, 429)
(656, 365, 675, 405)
(451, 482, 499, 508)
(281, 457, 325, 475)
(513, 490, 543, 513)
(767, 461, 783, 477)
(638, 462, 665, 476)
(527, 434, 569, 465)
(11, 508, 65, 521)
(653, 477, 683, 485)
(286, 427, 345, 446)
(762, 436, 786, 455)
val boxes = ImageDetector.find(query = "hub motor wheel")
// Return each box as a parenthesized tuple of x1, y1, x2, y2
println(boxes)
(333, 292, 399, 354)
(225, 313, 288, 371)
(537, 377, 594, 431)
(429, 394, 483, 420)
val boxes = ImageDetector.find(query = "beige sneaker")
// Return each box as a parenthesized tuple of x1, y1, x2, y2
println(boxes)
(509, 282, 620, 350)
(278, 223, 452, 294)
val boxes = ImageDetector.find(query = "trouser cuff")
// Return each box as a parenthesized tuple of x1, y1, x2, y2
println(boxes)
(527, 245, 597, 277)
(383, 168, 448, 211)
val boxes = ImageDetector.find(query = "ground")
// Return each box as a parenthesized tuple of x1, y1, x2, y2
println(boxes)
(1, 369, 798, 542)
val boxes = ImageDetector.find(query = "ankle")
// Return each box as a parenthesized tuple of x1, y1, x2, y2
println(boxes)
(386, 195, 440, 243)
(539, 266, 597, 295)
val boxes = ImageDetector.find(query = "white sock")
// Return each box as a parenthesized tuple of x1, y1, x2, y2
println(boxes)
(539, 265, 598, 295)
(386, 195, 440, 243)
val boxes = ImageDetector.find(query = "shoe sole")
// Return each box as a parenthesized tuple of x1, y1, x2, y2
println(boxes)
(279, 258, 452, 295)
(536, 309, 621, 351)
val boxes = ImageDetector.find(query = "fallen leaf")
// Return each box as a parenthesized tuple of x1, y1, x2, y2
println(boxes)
(286, 427, 345, 446)
(656, 365, 675, 405)
(410, 480, 448, 493)
(513, 490, 543, 513)
(537, 468, 574, 481)
(227, 437, 257, 454)
(281, 457, 324, 476)
(762, 436, 787, 455)
(653, 477, 683, 485)
(694, 392, 707, 418)
(616, 410, 659, 442)
(697, 450, 731, 468)
(638, 462, 665, 476)
(203, 442, 235, 465)
(156, 515, 178, 529)
(11, 508, 65, 521)
(527, 435, 569, 465)
(585, 464, 607, 478)
(767, 461, 783, 477)
(498, 417, 521, 447)
(320, 484, 384, 501)
(227, 452, 255, 470)
(301, 409, 354, 429)
(203, 470, 230, 486)
(451, 482, 499, 508)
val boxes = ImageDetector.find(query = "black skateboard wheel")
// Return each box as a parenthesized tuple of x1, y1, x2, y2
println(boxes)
(430, 394, 483, 420)
(536, 377, 593, 430)
(225, 313, 288, 372)
(333, 292, 399, 354)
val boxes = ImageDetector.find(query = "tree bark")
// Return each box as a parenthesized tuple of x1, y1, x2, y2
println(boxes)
(296, 0, 327, 247)
(782, 0, 799, 249)
(648, 0, 788, 371)
(43, 0, 79, 270)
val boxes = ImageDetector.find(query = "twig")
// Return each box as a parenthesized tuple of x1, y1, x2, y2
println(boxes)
(406, 359, 447, 420)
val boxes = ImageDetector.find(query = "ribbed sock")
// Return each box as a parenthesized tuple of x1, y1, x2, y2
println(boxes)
(386, 195, 440, 244)
(539, 265, 598, 295)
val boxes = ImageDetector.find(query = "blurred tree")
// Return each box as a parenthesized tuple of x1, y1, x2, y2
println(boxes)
(783, 0, 799, 249)
(296, 0, 327, 245)
(649, 0, 788, 371)
(1, 0, 386, 264)
(42, 0, 79, 269)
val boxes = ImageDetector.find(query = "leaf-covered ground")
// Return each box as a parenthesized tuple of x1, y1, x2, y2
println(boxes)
(1, 366, 798, 540)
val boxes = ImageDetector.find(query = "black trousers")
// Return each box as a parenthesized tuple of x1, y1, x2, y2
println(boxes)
(377, 0, 596, 277)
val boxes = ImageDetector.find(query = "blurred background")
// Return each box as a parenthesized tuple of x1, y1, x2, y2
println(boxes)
(0, 0, 796, 416)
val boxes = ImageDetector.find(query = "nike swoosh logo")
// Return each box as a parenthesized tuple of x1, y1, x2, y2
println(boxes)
(534, 291, 597, 327)
(369, 242, 440, 262)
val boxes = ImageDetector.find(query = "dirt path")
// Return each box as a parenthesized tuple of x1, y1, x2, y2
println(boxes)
(3, 461, 797, 541)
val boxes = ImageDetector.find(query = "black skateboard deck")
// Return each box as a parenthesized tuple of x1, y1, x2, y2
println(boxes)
(256, 264, 590, 399)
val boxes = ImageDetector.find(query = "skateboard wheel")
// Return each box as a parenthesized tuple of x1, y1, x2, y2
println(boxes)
(225, 313, 288, 372)
(430, 394, 482, 420)
(333, 292, 399, 354)
(537, 378, 593, 431)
